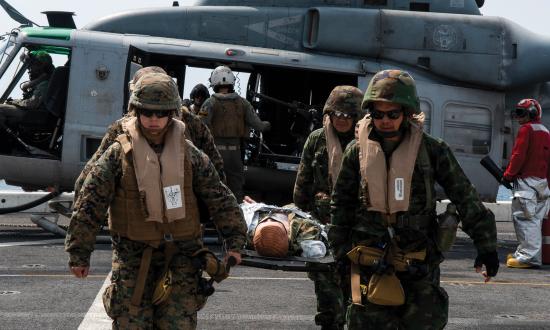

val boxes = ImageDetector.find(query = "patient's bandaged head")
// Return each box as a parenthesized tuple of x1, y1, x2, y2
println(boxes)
(253, 213, 290, 258)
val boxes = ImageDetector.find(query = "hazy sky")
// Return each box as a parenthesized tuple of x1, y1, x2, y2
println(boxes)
(0, 0, 548, 98)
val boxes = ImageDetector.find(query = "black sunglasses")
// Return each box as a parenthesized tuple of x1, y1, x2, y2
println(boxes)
(370, 109, 403, 120)
(331, 111, 356, 120)
(138, 108, 171, 118)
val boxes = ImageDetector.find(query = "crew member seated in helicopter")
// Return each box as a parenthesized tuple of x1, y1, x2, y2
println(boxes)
(0, 51, 54, 127)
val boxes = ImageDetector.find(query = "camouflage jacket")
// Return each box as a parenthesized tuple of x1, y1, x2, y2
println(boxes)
(329, 133, 497, 261)
(293, 128, 353, 223)
(74, 109, 226, 195)
(66, 139, 246, 267)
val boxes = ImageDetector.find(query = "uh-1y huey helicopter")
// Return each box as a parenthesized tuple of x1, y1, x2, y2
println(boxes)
(0, 0, 549, 235)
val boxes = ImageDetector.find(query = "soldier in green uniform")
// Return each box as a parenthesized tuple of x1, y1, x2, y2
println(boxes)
(328, 70, 499, 329)
(294, 86, 364, 330)
(0, 50, 54, 126)
(65, 72, 247, 329)
(74, 66, 226, 198)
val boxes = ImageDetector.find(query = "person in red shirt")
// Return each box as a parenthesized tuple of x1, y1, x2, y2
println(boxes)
(504, 99, 550, 268)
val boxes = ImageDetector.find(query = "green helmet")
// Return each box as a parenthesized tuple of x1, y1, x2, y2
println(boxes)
(129, 73, 182, 111)
(362, 69, 420, 114)
(322, 85, 364, 116)
(29, 50, 52, 65)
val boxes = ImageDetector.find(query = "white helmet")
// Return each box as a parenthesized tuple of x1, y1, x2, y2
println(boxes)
(209, 66, 236, 87)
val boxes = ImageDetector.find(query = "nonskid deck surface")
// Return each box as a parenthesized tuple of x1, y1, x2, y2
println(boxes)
(1, 212, 549, 330)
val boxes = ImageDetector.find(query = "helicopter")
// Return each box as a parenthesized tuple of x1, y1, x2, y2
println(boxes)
(0, 0, 549, 219)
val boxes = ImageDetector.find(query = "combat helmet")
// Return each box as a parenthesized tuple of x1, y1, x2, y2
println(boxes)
(129, 72, 182, 111)
(323, 85, 364, 117)
(362, 69, 420, 115)
(29, 50, 52, 66)
(190, 83, 210, 101)
(129, 66, 167, 92)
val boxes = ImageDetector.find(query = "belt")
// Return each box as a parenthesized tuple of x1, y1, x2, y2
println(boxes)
(217, 144, 239, 151)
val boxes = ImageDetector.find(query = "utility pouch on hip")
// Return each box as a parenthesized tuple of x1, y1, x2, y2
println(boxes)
(346, 246, 384, 267)
(367, 272, 405, 306)
(152, 269, 173, 306)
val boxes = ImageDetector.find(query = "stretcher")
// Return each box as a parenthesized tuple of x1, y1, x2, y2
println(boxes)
(238, 249, 335, 272)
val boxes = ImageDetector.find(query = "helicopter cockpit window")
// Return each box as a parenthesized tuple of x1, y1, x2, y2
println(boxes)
(0, 44, 71, 158)
(443, 103, 491, 155)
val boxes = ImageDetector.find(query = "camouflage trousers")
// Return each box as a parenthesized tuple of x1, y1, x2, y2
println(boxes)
(307, 267, 347, 329)
(346, 266, 448, 330)
(103, 238, 207, 330)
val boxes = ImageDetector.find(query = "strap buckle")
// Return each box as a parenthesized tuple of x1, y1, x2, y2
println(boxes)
(164, 233, 174, 242)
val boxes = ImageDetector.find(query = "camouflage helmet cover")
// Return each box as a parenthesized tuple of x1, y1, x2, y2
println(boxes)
(323, 85, 364, 116)
(129, 66, 167, 92)
(362, 70, 420, 114)
(129, 72, 182, 111)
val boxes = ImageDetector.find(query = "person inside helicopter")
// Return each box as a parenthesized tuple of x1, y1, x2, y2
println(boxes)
(0, 50, 54, 128)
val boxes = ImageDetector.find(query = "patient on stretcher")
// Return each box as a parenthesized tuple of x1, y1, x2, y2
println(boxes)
(241, 196, 328, 259)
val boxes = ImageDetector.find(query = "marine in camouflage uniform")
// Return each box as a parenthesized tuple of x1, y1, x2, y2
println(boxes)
(328, 70, 499, 329)
(66, 73, 246, 329)
(294, 86, 364, 330)
(74, 66, 226, 198)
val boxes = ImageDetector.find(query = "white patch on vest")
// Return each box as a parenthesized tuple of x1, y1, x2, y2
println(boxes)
(163, 185, 183, 210)
(395, 178, 405, 201)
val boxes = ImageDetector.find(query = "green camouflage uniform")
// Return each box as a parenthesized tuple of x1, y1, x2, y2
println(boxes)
(294, 86, 363, 330)
(293, 128, 354, 223)
(74, 107, 226, 196)
(66, 73, 246, 330)
(329, 70, 497, 330)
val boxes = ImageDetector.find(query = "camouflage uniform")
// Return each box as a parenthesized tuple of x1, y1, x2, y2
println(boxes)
(329, 70, 498, 329)
(74, 106, 226, 196)
(66, 73, 247, 329)
(294, 86, 364, 330)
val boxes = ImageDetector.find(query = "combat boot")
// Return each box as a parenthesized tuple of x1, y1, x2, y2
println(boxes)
(506, 257, 532, 268)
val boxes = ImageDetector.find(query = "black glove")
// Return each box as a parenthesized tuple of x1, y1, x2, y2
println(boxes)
(474, 251, 499, 277)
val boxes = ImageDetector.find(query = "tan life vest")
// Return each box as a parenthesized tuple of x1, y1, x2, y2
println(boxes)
(356, 114, 425, 214)
(210, 95, 247, 138)
(108, 118, 201, 243)
(323, 114, 344, 188)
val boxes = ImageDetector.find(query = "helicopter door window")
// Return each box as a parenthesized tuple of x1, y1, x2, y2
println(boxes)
(443, 103, 491, 155)
(420, 99, 432, 134)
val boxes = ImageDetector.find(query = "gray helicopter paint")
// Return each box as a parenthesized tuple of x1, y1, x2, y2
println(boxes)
(194, 0, 482, 15)
(84, 6, 550, 90)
